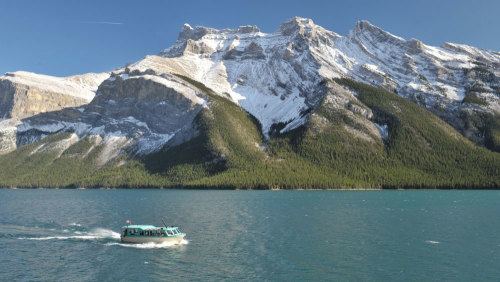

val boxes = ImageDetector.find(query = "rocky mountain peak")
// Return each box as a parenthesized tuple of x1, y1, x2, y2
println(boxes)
(350, 20, 404, 44)
(177, 23, 218, 42)
(177, 23, 261, 42)
(353, 20, 377, 32)
(278, 16, 316, 36)
(235, 25, 261, 34)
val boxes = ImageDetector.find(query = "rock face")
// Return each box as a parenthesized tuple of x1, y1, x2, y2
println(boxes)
(0, 71, 109, 119)
(0, 71, 207, 161)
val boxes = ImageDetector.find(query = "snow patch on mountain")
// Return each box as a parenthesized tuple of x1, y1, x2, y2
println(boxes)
(1, 71, 109, 101)
(374, 123, 389, 140)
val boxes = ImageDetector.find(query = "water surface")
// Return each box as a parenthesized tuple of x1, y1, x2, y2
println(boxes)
(0, 189, 499, 281)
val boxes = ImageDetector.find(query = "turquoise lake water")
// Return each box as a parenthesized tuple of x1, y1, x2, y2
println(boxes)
(0, 189, 499, 281)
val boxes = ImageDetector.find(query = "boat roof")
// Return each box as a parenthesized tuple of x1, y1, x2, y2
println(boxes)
(121, 225, 179, 230)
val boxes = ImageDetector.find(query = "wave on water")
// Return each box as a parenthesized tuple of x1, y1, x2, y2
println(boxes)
(105, 239, 189, 249)
(18, 228, 120, 241)
(425, 240, 441, 244)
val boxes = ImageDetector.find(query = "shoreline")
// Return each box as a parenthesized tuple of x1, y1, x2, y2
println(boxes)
(1, 187, 498, 191)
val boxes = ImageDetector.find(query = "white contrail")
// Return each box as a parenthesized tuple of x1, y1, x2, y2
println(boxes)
(80, 21, 124, 25)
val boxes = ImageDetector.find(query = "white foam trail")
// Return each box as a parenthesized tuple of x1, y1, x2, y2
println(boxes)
(20, 235, 103, 240)
(425, 240, 440, 244)
(69, 223, 82, 227)
(105, 239, 189, 249)
(89, 228, 121, 239)
(18, 228, 120, 241)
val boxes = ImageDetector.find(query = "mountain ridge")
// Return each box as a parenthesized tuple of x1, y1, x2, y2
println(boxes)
(0, 17, 498, 188)
(153, 17, 500, 141)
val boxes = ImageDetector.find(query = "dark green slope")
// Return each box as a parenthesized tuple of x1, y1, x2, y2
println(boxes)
(485, 115, 500, 152)
(312, 79, 500, 188)
(0, 78, 498, 188)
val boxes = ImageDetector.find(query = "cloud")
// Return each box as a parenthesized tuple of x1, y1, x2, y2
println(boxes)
(80, 21, 124, 25)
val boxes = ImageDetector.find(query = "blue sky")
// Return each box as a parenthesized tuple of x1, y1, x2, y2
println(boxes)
(1, 0, 499, 76)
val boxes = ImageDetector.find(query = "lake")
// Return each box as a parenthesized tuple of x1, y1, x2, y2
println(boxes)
(0, 189, 499, 281)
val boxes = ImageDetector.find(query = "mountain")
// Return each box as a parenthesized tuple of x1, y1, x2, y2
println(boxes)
(0, 17, 498, 188)
(157, 18, 500, 142)
(0, 71, 109, 119)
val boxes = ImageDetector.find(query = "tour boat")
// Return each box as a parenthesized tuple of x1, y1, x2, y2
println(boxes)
(121, 220, 186, 244)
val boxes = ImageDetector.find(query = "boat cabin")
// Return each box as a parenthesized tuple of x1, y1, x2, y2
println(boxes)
(121, 225, 184, 238)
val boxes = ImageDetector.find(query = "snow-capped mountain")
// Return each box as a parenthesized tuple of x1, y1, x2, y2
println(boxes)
(135, 17, 500, 138)
(0, 17, 499, 161)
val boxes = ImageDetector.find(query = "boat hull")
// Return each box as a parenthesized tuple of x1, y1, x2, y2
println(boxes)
(120, 235, 185, 244)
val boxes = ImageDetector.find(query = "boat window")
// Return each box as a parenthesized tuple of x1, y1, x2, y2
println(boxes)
(140, 231, 144, 236)
(167, 231, 173, 235)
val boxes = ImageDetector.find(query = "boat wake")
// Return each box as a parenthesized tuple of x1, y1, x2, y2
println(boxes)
(17, 228, 120, 241)
(105, 239, 189, 249)
(5, 223, 187, 249)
